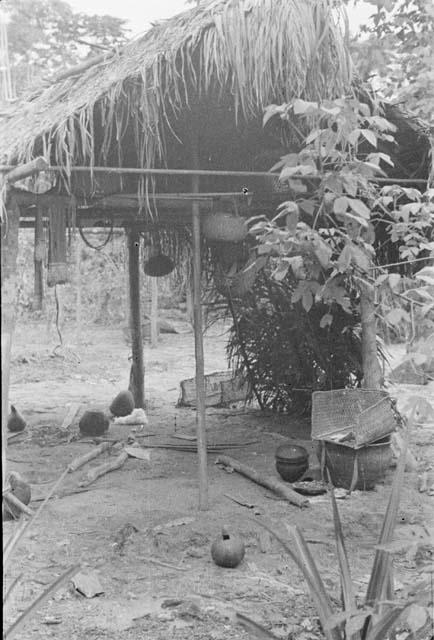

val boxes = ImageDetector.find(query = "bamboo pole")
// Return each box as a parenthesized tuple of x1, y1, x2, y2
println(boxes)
(127, 228, 145, 409)
(1, 197, 21, 491)
(150, 277, 159, 348)
(0, 164, 428, 185)
(191, 138, 209, 511)
(4, 158, 48, 184)
(33, 204, 44, 311)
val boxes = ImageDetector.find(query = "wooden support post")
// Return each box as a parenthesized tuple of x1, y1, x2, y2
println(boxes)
(191, 152, 209, 510)
(1, 196, 21, 490)
(150, 277, 159, 348)
(75, 234, 82, 341)
(360, 282, 382, 389)
(33, 204, 44, 311)
(127, 228, 145, 408)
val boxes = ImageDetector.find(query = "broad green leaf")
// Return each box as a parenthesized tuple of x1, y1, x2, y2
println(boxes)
(320, 313, 333, 328)
(334, 196, 349, 215)
(293, 98, 318, 115)
(299, 199, 316, 216)
(388, 273, 401, 290)
(305, 129, 322, 144)
(302, 290, 313, 312)
(288, 179, 307, 193)
(272, 262, 289, 282)
(263, 104, 285, 126)
(348, 198, 370, 219)
(385, 308, 410, 324)
(361, 129, 377, 147)
(347, 129, 361, 146)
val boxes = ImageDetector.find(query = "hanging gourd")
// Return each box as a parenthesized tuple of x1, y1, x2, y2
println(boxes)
(47, 205, 68, 286)
(211, 527, 245, 568)
(203, 199, 248, 243)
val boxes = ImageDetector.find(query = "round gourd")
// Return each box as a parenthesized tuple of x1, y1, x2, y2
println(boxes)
(110, 390, 135, 417)
(211, 527, 245, 568)
(7, 405, 26, 432)
(79, 410, 110, 437)
(3, 472, 31, 520)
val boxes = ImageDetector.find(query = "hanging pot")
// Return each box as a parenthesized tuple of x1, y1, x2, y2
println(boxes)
(143, 253, 175, 277)
(203, 205, 248, 243)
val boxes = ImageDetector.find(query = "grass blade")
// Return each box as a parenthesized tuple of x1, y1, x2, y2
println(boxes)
(236, 612, 279, 639)
(365, 441, 407, 608)
(254, 519, 341, 640)
(4, 564, 80, 640)
(366, 604, 409, 640)
(329, 485, 361, 640)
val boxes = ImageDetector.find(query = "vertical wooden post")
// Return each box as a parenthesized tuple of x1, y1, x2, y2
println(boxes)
(75, 233, 82, 341)
(1, 196, 21, 489)
(127, 227, 145, 408)
(191, 138, 208, 510)
(33, 204, 44, 311)
(360, 282, 382, 389)
(150, 277, 159, 348)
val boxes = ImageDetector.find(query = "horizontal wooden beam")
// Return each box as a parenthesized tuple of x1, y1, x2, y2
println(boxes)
(1, 164, 428, 185)
(5, 158, 48, 184)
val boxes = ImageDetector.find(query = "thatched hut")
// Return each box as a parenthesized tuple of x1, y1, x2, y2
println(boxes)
(0, 0, 431, 506)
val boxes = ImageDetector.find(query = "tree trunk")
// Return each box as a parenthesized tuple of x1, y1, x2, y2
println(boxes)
(360, 282, 382, 389)
(150, 277, 159, 348)
(1, 196, 21, 489)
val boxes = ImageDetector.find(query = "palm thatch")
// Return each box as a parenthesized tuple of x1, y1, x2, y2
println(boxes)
(0, 0, 352, 180)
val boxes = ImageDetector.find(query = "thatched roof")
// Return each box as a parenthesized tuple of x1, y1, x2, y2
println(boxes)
(0, 0, 352, 174)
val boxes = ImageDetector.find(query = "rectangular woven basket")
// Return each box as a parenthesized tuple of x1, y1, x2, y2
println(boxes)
(311, 389, 397, 449)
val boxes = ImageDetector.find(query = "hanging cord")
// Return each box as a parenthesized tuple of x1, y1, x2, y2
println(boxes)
(52, 285, 80, 363)
(78, 211, 114, 250)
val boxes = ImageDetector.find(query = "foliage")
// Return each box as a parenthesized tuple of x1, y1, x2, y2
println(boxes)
(227, 271, 367, 414)
(252, 443, 432, 640)
(250, 95, 433, 341)
(348, 0, 434, 124)
(3, 0, 128, 95)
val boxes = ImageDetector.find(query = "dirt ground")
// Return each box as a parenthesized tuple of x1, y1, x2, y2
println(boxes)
(3, 312, 434, 639)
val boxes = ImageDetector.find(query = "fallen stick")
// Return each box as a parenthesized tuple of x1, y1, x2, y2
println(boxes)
(79, 450, 128, 487)
(215, 455, 309, 508)
(141, 557, 188, 572)
(60, 403, 81, 431)
(67, 441, 113, 473)
(3, 492, 35, 517)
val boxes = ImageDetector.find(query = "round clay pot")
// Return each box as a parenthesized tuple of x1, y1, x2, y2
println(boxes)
(275, 444, 309, 483)
(110, 390, 135, 417)
(79, 410, 110, 437)
(211, 527, 245, 568)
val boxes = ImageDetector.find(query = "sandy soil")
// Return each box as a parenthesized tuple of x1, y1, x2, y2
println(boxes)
(3, 315, 434, 639)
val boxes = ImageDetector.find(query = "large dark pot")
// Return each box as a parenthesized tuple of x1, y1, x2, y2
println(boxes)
(275, 444, 309, 483)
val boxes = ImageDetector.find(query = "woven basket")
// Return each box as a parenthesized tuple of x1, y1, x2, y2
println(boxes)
(203, 212, 248, 242)
(311, 389, 397, 447)
(317, 436, 392, 491)
(211, 241, 248, 269)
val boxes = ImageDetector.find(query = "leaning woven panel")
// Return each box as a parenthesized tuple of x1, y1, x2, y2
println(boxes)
(312, 389, 396, 447)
